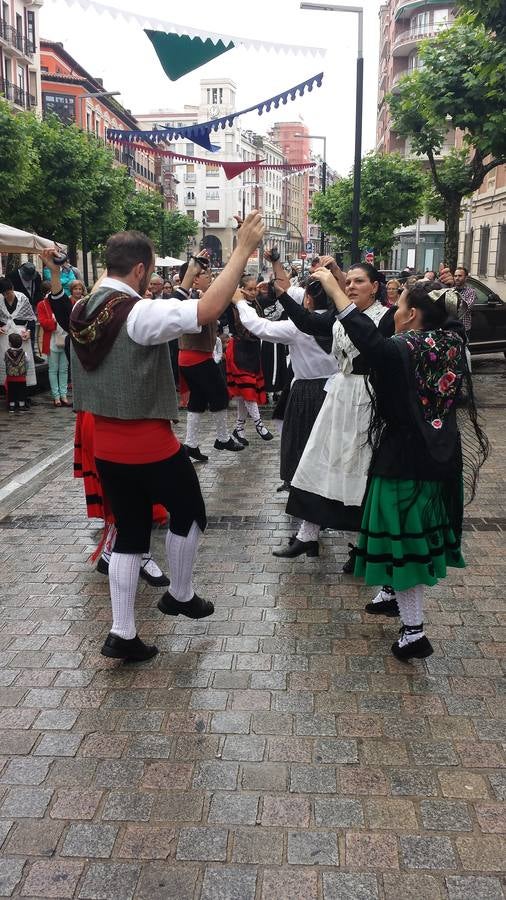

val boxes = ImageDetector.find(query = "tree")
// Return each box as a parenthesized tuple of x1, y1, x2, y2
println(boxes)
(456, 0, 506, 39)
(125, 192, 198, 256)
(389, 22, 506, 268)
(161, 210, 198, 258)
(0, 100, 36, 217)
(310, 151, 427, 261)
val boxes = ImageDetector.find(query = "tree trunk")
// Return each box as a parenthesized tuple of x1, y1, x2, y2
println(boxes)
(91, 253, 98, 283)
(68, 239, 78, 268)
(444, 195, 462, 271)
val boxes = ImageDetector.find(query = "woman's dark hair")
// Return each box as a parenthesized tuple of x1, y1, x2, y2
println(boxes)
(405, 279, 451, 330)
(105, 231, 155, 277)
(240, 273, 256, 289)
(348, 263, 387, 305)
(8, 332, 22, 348)
(0, 277, 13, 293)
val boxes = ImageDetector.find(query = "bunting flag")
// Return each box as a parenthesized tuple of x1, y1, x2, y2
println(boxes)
(145, 32, 234, 81)
(107, 73, 324, 152)
(54, 0, 326, 57)
(111, 139, 316, 180)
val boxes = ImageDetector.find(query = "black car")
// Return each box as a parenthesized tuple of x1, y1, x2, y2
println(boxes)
(467, 277, 506, 356)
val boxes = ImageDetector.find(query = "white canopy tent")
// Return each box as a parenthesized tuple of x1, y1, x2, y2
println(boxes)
(155, 255, 185, 267)
(0, 223, 57, 254)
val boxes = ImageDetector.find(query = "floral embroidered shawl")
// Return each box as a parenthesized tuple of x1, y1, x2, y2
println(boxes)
(394, 329, 464, 430)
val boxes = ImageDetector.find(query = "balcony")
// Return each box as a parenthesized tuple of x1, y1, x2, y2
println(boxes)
(184, 173, 197, 183)
(185, 196, 196, 206)
(392, 23, 448, 56)
(0, 77, 36, 109)
(395, 0, 448, 21)
(0, 20, 34, 58)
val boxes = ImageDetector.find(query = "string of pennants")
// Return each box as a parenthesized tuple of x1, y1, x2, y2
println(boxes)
(106, 73, 324, 153)
(111, 138, 315, 181)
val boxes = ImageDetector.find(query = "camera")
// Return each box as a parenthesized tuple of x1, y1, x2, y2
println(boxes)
(268, 247, 280, 263)
(52, 250, 68, 266)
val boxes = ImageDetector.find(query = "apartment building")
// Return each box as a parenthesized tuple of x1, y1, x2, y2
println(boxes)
(0, 0, 42, 113)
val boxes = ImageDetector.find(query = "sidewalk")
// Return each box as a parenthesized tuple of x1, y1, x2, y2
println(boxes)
(0, 365, 504, 900)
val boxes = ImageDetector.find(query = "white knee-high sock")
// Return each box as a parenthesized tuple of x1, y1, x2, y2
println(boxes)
(296, 520, 320, 543)
(212, 408, 230, 443)
(185, 411, 202, 448)
(396, 585, 424, 627)
(244, 400, 260, 422)
(109, 552, 142, 640)
(236, 398, 247, 430)
(166, 521, 202, 603)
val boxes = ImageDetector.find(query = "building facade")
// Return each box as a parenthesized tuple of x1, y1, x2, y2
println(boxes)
(40, 40, 157, 193)
(268, 122, 311, 258)
(376, 0, 455, 271)
(459, 167, 506, 298)
(0, 0, 42, 113)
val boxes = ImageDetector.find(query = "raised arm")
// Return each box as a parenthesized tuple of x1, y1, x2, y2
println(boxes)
(277, 290, 336, 336)
(232, 299, 297, 344)
(40, 250, 73, 331)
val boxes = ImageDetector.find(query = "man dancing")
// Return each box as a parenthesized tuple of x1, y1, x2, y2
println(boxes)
(69, 214, 264, 662)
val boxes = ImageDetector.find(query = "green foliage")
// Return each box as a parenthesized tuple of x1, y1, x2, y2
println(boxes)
(0, 100, 36, 216)
(124, 190, 164, 240)
(162, 210, 198, 257)
(310, 152, 428, 258)
(456, 0, 506, 39)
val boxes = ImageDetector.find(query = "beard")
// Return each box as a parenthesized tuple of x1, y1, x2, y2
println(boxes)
(138, 270, 151, 297)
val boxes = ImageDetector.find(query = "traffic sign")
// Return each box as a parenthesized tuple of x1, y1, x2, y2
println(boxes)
(300, 252, 307, 260)
(305, 241, 313, 253)
(364, 250, 374, 264)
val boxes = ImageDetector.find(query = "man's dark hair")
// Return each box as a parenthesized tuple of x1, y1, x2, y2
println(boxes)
(0, 277, 13, 293)
(105, 231, 155, 277)
(455, 265, 468, 276)
(8, 332, 22, 348)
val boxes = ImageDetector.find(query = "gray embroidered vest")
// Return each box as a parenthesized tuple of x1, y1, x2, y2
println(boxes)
(72, 286, 178, 420)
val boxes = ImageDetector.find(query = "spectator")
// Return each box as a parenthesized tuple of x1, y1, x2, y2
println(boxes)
(4, 332, 28, 412)
(424, 270, 436, 281)
(386, 278, 401, 307)
(149, 273, 164, 298)
(162, 281, 173, 298)
(454, 266, 476, 337)
(9, 261, 44, 362)
(37, 291, 70, 407)
(43, 260, 77, 297)
(0, 277, 37, 393)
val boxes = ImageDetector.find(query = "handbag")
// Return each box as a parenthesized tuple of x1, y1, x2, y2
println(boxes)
(55, 332, 66, 349)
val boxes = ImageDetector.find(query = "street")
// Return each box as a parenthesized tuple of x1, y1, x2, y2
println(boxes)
(0, 354, 505, 900)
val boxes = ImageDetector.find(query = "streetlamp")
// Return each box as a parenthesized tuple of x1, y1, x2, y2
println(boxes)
(300, 3, 363, 262)
(294, 132, 327, 255)
(78, 90, 121, 286)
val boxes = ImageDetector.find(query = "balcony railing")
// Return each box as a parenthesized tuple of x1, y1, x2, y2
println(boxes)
(393, 23, 449, 52)
(185, 197, 197, 206)
(0, 20, 35, 57)
(0, 77, 36, 109)
(184, 173, 197, 183)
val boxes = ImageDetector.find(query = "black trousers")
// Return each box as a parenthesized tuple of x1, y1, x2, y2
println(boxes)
(6, 380, 27, 406)
(180, 358, 229, 413)
(96, 447, 207, 553)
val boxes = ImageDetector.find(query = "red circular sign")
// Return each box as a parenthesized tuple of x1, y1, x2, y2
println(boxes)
(300, 252, 307, 259)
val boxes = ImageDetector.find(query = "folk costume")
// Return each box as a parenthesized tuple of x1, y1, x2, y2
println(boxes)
(259, 296, 289, 395)
(4, 344, 28, 410)
(0, 292, 37, 388)
(336, 288, 487, 659)
(233, 299, 338, 486)
(225, 298, 273, 443)
(176, 285, 239, 461)
(70, 277, 212, 661)
(277, 291, 396, 557)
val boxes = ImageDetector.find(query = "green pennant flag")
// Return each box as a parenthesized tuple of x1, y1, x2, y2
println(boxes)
(145, 31, 235, 81)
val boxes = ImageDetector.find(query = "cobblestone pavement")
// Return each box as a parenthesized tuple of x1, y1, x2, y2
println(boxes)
(0, 359, 505, 900)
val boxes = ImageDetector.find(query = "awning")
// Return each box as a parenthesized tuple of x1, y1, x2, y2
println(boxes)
(0, 223, 57, 253)
(155, 256, 186, 267)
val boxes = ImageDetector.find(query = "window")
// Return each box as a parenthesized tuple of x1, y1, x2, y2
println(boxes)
(212, 87, 218, 104)
(43, 92, 76, 124)
(496, 224, 506, 278)
(219, 88, 223, 103)
(187, 209, 195, 220)
(26, 10, 35, 52)
(206, 209, 219, 223)
(185, 143, 194, 156)
(478, 225, 490, 276)
(463, 228, 473, 272)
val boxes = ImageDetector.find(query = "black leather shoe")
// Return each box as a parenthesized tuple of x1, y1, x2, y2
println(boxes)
(255, 424, 274, 441)
(365, 598, 399, 617)
(184, 445, 209, 462)
(214, 437, 244, 451)
(273, 538, 319, 558)
(158, 592, 214, 619)
(342, 543, 357, 574)
(96, 556, 109, 576)
(96, 556, 170, 588)
(391, 634, 433, 661)
(232, 428, 249, 446)
(100, 633, 158, 662)
(276, 481, 290, 492)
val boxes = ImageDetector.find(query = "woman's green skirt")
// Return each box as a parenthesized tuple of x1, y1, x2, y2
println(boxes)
(354, 476, 465, 591)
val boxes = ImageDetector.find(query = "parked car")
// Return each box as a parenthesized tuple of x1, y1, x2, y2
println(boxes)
(467, 277, 506, 356)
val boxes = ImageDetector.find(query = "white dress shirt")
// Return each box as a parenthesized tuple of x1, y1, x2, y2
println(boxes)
(235, 300, 338, 382)
(99, 277, 201, 346)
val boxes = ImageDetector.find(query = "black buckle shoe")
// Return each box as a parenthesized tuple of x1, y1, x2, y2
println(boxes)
(139, 558, 170, 587)
(391, 626, 433, 661)
(184, 445, 209, 462)
(272, 538, 319, 558)
(158, 592, 214, 619)
(342, 543, 357, 574)
(214, 437, 244, 451)
(255, 424, 274, 441)
(276, 481, 290, 492)
(232, 428, 249, 446)
(100, 633, 158, 662)
(365, 598, 399, 617)
(96, 556, 109, 576)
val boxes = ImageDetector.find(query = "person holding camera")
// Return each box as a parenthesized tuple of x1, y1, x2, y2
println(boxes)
(68, 216, 264, 662)
(175, 253, 243, 461)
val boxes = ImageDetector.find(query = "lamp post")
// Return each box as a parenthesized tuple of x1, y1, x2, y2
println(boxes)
(78, 90, 121, 286)
(294, 132, 327, 255)
(300, 3, 363, 262)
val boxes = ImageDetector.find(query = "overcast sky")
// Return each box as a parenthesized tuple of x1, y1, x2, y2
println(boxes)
(40, 0, 382, 176)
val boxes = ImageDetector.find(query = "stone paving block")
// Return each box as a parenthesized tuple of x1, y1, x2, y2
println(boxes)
(33, 710, 78, 730)
(95, 760, 144, 789)
(231, 826, 283, 864)
(125, 735, 172, 759)
(50, 789, 103, 820)
(62, 824, 118, 858)
(134, 863, 198, 900)
(0, 858, 26, 897)
(241, 763, 287, 791)
(0, 819, 13, 847)
(438, 770, 489, 799)
(0, 757, 51, 785)
(455, 835, 506, 872)
(222, 735, 265, 761)
(339, 767, 388, 796)
(261, 795, 311, 827)
(251, 712, 293, 735)
(176, 826, 228, 861)
(346, 832, 399, 870)
(315, 797, 364, 827)
(80, 733, 128, 759)
(199, 865, 258, 900)
(78, 862, 140, 900)
(488, 773, 506, 801)
(47, 758, 98, 787)
(210, 712, 251, 734)
(455, 740, 504, 768)
(151, 792, 204, 824)
(420, 799, 473, 831)
(20, 860, 84, 899)
(400, 834, 457, 869)
(117, 825, 175, 860)
(365, 798, 418, 831)
(34, 732, 83, 757)
(290, 764, 336, 794)
(382, 873, 443, 900)
(389, 768, 439, 796)
(1, 785, 53, 820)
(6, 820, 63, 856)
(268, 737, 313, 762)
(295, 714, 336, 736)
(208, 793, 259, 826)
(193, 761, 238, 791)
(314, 738, 358, 764)
(261, 867, 318, 900)
(445, 875, 505, 900)
(410, 740, 459, 766)
(101, 791, 154, 822)
(323, 872, 379, 900)
(287, 830, 339, 866)
(475, 803, 506, 833)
